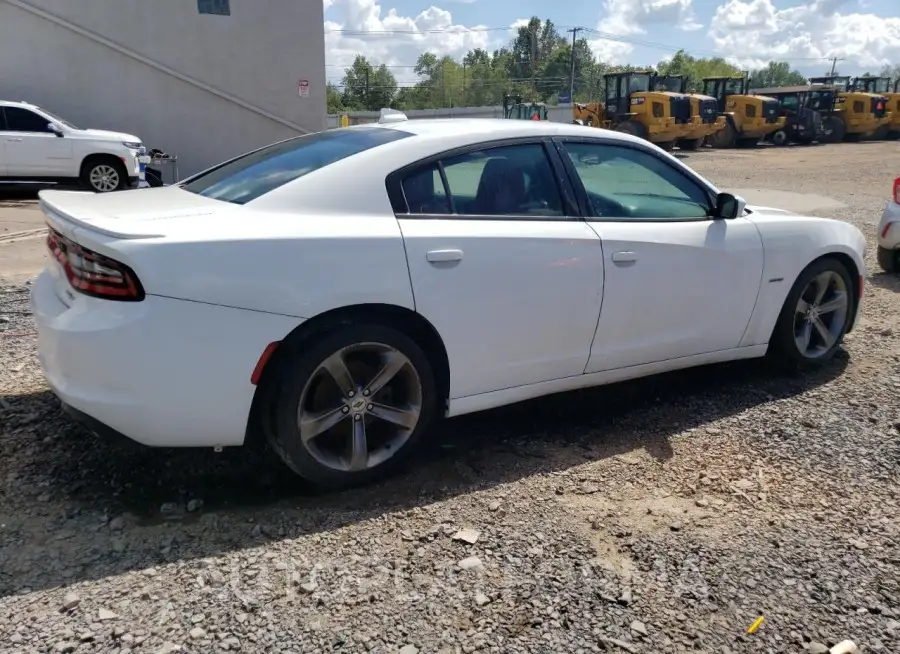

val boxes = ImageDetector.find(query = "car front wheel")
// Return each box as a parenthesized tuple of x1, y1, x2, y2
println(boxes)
(877, 246, 898, 273)
(265, 324, 438, 489)
(81, 158, 128, 193)
(769, 257, 854, 367)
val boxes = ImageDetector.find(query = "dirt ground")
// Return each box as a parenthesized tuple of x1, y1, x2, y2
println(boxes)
(0, 187, 48, 285)
(1, 143, 899, 654)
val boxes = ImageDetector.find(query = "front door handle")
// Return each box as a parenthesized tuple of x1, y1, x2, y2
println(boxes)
(611, 250, 637, 263)
(426, 249, 463, 263)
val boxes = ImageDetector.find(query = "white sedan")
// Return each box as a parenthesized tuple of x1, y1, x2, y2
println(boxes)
(31, 112, 866, 489)
(876, 176, 899, 272)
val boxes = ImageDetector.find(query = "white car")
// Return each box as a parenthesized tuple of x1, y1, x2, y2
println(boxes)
(1, 100, 144, 193)
(31, 113, 866, 489)
(876, 176, 900, 272)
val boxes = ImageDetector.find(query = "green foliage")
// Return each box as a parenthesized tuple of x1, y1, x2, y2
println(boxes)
(747, 61, 808, 89)
(332, 22, 900, 112)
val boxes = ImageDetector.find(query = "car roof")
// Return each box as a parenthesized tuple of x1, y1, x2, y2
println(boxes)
(375, 117, 647, 147)
(0, 100, 37, 108)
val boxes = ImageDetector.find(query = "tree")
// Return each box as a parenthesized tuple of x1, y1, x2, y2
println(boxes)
(748, 61, 808, 88)
(326, 82, 344, 114)
(879, 64, 900, 84)
(656, 50, 742, 92)
(339, 55, 397, 111)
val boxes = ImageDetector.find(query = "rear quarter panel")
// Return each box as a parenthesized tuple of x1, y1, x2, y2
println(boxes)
(739, 210, 866, 346)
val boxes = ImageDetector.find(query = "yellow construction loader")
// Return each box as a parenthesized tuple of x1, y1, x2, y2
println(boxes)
(653, 74, 726, 150)
(701, 75, 786, 148)
(849, 76, 898, 140)
(809, 76, 891, 140)
(571, 71, 691, 150)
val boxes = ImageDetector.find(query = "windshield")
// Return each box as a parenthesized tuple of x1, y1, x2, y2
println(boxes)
(181, 126, 413, 205)
(725, 79, 744, 95)
(35, 106, 78, 129)
(654, 77, 683, 93)
(808, 90, 834, 111)
(629, 75, 651, 93)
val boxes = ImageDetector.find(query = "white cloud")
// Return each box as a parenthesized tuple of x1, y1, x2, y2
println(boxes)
(324, 0, 492, 84)
(709, 0, 900, 71)
(588, 0, 702, 64)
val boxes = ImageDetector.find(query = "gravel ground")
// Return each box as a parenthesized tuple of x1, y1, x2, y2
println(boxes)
(1, 143, 899, 654)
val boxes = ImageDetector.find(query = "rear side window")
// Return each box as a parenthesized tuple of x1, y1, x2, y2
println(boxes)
(182, 126, 413, 204)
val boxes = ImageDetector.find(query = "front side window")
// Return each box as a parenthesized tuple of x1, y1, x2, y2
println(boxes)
(3, 107, 54, 133)
(182, 126, 412, 205)
(781, 95, 799, 110)
(560, 141, 711, 220)
(400, 143, 565, 218)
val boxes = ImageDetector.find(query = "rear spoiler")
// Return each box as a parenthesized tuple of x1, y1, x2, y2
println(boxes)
(39, 190, 163, 240)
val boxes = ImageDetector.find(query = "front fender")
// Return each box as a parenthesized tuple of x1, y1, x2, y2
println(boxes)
(739, 212, 866, 346)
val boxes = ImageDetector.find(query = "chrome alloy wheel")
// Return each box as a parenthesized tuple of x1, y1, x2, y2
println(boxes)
(793, 269, 850, 359)
(89, 165, 120, 192)
(297, 343, 423, 472)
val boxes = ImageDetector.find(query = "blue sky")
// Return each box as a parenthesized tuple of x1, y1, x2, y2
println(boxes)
(323, 0, 900, 83)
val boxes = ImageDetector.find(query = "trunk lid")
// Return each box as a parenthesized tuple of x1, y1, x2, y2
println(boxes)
(39, 187, 233, 239)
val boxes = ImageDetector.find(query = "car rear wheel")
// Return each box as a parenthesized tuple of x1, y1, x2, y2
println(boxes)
(768, 257, 853, 367)
(877, 246, 898, 273)
(265, 324, 438, 489)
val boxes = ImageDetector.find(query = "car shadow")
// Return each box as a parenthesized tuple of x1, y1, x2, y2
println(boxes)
(870, 270, 900, 291)
(0, 352, 848, 598)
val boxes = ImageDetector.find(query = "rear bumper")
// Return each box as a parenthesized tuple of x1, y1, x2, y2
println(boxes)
(31, 268, 303, 448)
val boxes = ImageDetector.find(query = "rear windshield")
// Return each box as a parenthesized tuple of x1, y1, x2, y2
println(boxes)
(181, 126, 413, 204)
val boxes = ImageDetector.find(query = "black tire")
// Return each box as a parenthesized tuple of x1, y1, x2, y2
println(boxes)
(771, 130, 788, 146)
(768, 257, 854, 368)
(736, 137, 759, 148)
(614, 120, 648, 140)
(80, 156, 128, 193)
(656, 140, 676, 152)
(707, 121, 737, 148)
(678, 138, 703, 151)
(878, 246, 899, 273)
(264, 323, 439, 489)
(872, 125, 890, 141)
(886, 130, 900, 141)
(822, 115, 846, 143)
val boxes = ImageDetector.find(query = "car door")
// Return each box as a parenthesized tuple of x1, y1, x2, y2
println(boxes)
(391, 138, 605, 400)
(1, 106, 73, 177)
(553, 137, 764, 373)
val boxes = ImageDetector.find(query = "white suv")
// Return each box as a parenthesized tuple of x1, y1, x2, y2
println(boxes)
(0, 101, 144, 193)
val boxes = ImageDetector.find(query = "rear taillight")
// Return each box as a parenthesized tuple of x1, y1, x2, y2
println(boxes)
(46, 227, 144, 301)
(893, 176, 900, 205)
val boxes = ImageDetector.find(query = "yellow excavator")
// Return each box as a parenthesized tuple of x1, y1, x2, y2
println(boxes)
(808, 76, 891, 140)
(701, 75, 786, 147)
(653, 74, 727, 150)
(571, 71, 691, 150)
(848, 76, 898, 140)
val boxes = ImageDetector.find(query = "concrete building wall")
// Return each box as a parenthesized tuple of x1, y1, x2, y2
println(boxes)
(0, 0, 326, 177)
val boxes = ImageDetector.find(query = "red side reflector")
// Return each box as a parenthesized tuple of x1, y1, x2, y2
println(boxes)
(251, 342, 280, 385)
(893, 176, 900, 205)
(883, 222, 894, 239)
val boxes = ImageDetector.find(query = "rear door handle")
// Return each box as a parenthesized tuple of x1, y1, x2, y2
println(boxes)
(611, 250, 636, 263)
(426, 249, 463, 263)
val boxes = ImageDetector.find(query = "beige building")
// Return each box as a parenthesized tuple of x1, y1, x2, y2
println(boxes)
(0, 0, 327, 177)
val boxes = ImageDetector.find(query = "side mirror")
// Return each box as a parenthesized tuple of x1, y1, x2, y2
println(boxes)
(47, 123, 63, 137)
(714, 192, 746, 219)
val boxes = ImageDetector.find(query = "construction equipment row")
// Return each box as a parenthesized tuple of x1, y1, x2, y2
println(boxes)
(503, 72, 898, 150)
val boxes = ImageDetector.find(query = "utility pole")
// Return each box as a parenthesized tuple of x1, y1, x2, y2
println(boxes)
(828, 56, 843, 77)
(567, 27, 581, 104)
